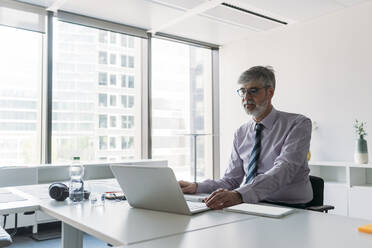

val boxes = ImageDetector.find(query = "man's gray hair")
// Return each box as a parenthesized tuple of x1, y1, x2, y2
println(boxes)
(238, 66, 276, 89)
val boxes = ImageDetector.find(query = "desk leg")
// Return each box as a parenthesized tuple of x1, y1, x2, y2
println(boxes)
(62, 222, 83, 248)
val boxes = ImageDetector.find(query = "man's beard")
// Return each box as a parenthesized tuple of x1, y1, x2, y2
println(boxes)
(242, 97, 269, 118)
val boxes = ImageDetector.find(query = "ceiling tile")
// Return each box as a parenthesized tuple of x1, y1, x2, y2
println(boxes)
(145, 0, 207, 10)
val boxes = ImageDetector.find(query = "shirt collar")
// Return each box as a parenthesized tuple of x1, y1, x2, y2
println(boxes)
(257, 107, 277, 131)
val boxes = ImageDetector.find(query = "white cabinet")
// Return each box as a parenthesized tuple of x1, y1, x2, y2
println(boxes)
(309, 161, 372, 220)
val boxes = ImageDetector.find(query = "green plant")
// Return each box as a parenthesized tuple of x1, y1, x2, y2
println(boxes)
(354, 120, 367, 138)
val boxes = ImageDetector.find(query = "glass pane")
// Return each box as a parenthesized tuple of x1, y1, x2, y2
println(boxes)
(52, 20, 143, 163)
(0, 25, 42, 164)
(151, 38, 213, 181)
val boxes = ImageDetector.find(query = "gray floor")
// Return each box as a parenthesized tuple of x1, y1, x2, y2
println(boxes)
(11, 233, 108, 248)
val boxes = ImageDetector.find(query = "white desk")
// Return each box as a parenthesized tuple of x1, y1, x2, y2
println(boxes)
(2, 181, 372, 248)
(124, 210, 372, 248)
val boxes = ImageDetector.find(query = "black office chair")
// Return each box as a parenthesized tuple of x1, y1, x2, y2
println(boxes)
(305, 175, 334, 213)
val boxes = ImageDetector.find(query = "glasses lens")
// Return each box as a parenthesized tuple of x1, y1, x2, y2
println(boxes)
(237, 88, 246, 97)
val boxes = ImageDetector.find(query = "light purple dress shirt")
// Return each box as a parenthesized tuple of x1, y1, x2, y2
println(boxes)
(197, 107, 313, 204)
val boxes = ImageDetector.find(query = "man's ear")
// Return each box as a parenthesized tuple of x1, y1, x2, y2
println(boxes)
(267, 87, 274, 99)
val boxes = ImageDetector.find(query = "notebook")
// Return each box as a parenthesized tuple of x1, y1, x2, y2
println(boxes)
(225, 203, 295, 218)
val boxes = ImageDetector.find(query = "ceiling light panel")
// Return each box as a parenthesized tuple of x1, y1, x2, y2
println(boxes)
(203, 5, 283, 31)
(234, 0, 345, 21)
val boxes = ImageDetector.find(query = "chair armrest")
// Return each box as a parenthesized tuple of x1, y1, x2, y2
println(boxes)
(0, 226, 12, 247)
(306, 205, 335, 213)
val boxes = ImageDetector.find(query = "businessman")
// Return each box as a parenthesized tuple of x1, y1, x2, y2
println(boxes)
(180, 66, 313, 210)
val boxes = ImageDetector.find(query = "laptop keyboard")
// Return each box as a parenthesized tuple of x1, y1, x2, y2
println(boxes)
(187, 201, 208, 211)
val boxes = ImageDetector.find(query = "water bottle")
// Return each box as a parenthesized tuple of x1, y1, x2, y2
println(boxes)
(69, 156, 84, 203)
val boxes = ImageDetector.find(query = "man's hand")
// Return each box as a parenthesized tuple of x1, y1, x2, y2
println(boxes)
(179, 180, 198, 194)
(204, 188, 242, 210)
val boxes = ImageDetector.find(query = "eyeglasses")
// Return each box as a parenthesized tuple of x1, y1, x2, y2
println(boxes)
(236, 86, 268, 97)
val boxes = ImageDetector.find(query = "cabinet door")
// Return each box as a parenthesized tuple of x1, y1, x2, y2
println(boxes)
(324, 183, 348, 216)
(349, 186, 372, 220)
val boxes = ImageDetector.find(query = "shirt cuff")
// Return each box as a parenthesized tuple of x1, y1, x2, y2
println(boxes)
(196, 181, 211, 193)
(235, 184, 260, 203)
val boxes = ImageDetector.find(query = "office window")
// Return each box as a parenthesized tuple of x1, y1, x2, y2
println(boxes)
(128, 96, 134, 108)
(110, 33, 116, 44)
(99, 30, 107, 43)
(128, 56, 134, 68)
(98, 51, 107, 64)
(110, 95, 117, 106)
(99, 114, 107, 128)
(99, 136, 107, 150)
(121, 136, 127, 149)
(110, 116, 116, 128)
(121, 75, 127, 88)
(151, 38, 213, 181)
(52, 20, 143, 162)
(98, 72, 107, 85)
(0, 25, 43, 164)
(121, 55, 127, 67)
(110, 54, 116, 65)
(121, 95, 127, 108)
(98, 94, 107, 107)
(128, 75, 134, 88)
(110, 74, 116, 86)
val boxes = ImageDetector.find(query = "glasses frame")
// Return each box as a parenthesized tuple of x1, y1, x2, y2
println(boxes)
(236, 86, 269, 98)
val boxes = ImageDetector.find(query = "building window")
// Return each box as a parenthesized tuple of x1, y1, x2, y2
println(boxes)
(121, 95, 127, 108)
(99, 136, 108, 150)
(53, 20, 144, 162)
(110, 33, 116, 44)
(121, 35, 127, 47)
(128, 96, 134, 108)
(121, 75, 126, 88)
(121, 55, 127, 67)
(110, 95, 117, 107)
(98, 94, 107, 107)
(110, 54, 116, 65)
(110, 137, 116, 149)
(98, 30, 107, 43)
(128, 56, 134, 68)
(110, 116, 117, 128)
(121, 116, 127, 129)
(99, 51, 107, 64)
(128, 37, 134, 48)
(121, 136, 134, 149)
(98, 72, 107, 85)
(99, 115, 107, 128)
(128, 116, 134, 129)
(110, 74, 116, 86)
(128, 75, 134, 88)
(128, 136, 134, 148)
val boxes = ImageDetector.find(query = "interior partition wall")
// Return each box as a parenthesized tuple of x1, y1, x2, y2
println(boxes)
(0, 0, 220, 180)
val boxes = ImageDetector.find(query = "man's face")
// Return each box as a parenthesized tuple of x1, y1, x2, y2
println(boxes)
(239, 81, 273, 118)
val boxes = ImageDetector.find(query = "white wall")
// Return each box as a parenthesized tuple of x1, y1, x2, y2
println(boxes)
(219, 2, 372, 175)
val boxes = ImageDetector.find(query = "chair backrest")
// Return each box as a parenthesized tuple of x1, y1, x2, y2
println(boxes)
(306, 175, 324, 207)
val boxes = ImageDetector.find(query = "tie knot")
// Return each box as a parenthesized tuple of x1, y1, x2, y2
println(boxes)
(255, 123, 264, 132)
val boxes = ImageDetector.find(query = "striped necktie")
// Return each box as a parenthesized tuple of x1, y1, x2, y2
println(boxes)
(245, 123, 264, 184)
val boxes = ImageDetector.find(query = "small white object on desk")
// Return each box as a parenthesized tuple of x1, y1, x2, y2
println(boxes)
(225, 203, 295, 218)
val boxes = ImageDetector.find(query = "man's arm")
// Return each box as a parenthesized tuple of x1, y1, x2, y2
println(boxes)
(196, 132, 245, 194)
(236, 117, 312, 203)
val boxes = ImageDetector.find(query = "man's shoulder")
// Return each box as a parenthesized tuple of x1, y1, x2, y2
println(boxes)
(276, 110, 311, 124)
(235, 120, 253, 133)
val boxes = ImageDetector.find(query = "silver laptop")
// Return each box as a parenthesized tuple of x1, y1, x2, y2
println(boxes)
(110, 165, 210, 215)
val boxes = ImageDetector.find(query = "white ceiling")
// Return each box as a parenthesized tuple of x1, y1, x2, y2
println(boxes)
(17, 0, 372, 45)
